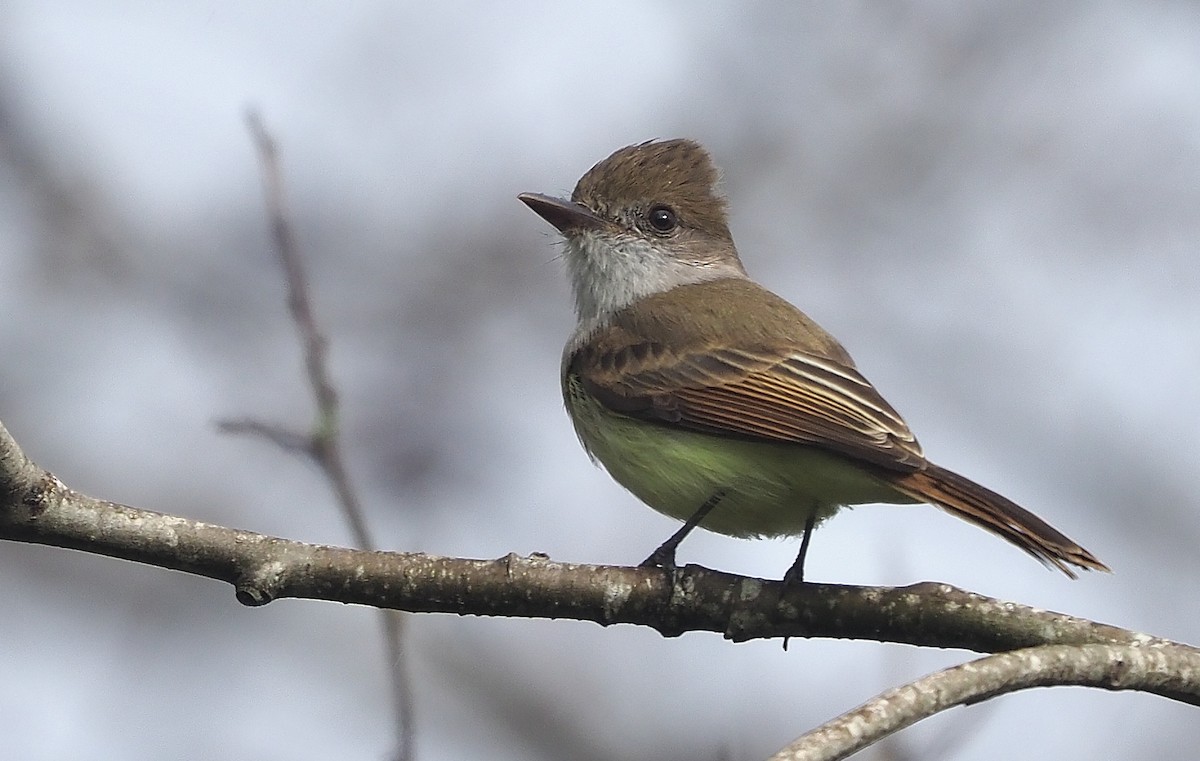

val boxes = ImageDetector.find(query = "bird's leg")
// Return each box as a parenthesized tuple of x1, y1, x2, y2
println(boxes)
(782, 513, 818, 585)
(640, 490, 726, 571)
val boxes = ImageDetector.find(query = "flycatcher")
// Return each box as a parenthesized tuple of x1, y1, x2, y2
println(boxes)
(519, 139, 1106, 581)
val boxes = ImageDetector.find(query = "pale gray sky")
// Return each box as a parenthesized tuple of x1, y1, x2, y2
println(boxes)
(1, 3, 1197, 760)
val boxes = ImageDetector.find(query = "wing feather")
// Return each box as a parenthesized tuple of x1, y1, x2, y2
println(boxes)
(573, 340, 925, 472)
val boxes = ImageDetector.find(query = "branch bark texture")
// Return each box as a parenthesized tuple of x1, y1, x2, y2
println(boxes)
(5, 416, 1200, 761)
(0, 420, 1181, 650)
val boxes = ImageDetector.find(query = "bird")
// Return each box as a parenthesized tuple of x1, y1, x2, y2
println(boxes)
(519, 138, 1107, 582)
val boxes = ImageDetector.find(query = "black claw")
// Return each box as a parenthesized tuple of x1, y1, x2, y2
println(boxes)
(639, 490, 726, 573)
(640, 544, 678, 572)
(782, 564, 805, 586)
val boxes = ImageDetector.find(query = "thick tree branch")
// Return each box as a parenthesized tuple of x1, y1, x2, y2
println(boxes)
(771, 642, 1200, 761)
(2, 418, 1195, 681)
(5, 418, 1200, 759)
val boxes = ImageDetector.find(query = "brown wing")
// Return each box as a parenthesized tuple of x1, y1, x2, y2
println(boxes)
(571, 339, 926, 472)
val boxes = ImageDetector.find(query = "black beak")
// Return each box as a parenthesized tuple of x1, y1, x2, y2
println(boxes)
(518, 193, 610, 234)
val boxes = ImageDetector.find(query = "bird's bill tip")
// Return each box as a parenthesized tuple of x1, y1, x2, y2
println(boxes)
(518, 192, 609, 234)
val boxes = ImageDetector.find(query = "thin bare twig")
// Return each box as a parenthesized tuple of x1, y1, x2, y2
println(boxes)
(770, 642, 1200, 761)
(216, 418, 313, 455)
(241, 109, 375, 549)
(229, 110, 414, 761)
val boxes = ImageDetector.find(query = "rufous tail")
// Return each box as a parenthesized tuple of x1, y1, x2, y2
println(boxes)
(891, 462, 1108, 578)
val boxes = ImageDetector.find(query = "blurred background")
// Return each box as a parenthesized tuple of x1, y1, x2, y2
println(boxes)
(1, 2, 1197, 759)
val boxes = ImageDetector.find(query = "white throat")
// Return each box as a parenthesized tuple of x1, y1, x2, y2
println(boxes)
(563, 230, 747, 331)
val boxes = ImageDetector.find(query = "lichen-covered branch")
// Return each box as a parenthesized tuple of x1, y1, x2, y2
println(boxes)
(0, 419, 1188, 660)
(5, 416, 1200, 759)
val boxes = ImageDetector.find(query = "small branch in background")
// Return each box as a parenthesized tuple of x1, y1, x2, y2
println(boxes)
(236, 109, 375, 551)
(770, 641, 1200, 761)
(216, 110, 414, 761)
(216, 419, 312, 456)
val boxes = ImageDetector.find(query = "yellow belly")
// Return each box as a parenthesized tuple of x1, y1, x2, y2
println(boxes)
(565, 381, 916, 539)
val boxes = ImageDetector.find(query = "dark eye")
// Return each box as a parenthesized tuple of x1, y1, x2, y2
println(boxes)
(646, 204, 678, 233)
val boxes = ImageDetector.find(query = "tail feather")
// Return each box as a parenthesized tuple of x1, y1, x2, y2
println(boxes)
(891, 463, 1108, 579)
